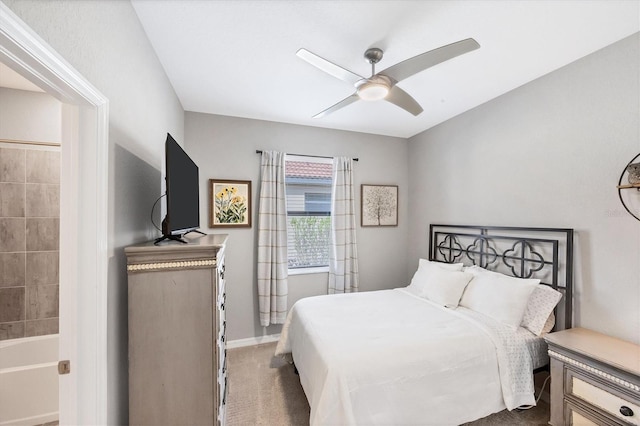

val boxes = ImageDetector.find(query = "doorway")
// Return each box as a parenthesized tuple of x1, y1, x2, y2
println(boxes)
(0, 74, 62, 424)
(0, 4, 109, 424)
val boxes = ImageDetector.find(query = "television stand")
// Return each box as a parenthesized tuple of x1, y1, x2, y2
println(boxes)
(153, 229, 207, 245)
(153, 234, 188, 245)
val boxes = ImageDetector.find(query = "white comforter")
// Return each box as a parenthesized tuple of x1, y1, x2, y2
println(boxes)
(275, 288, 536, 426)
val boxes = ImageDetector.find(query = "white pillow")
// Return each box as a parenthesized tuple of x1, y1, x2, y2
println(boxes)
(459, 268, 539, 329)
(418, 258, 463, 271)
(422, 267, 474, 308)
(407, 260, 463, 297)
(407, 262, 443, 294)
(407, 262, 473, 307)
(521, 284, 562, 336)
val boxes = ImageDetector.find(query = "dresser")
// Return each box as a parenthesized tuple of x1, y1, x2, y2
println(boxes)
(545, 328, 640, 426)
(125, 234, 228, 426)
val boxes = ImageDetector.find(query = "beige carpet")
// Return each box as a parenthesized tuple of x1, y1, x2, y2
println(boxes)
(226, 342, 550, 426)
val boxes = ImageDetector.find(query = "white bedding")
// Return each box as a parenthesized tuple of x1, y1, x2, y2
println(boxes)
(518, 324, 550, 370)
(275, 288, 540, 425)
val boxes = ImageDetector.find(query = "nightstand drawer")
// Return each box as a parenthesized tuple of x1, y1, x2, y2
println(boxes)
(571, 410, 598, 426)
(567, 371, 639, 425)
(564, 397, 621, 426)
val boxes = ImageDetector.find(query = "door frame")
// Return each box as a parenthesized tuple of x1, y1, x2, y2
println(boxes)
(0, 3, 109, 424)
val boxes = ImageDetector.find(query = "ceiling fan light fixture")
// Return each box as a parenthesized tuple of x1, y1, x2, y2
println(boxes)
(357, 81, 389, 101)
(298, 39, 479, 117)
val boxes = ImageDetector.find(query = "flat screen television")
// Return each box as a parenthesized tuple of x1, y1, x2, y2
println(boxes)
(155, 133, 202, 244)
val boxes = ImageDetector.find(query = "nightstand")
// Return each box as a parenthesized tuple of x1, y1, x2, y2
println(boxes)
(545, 328, 640, 425)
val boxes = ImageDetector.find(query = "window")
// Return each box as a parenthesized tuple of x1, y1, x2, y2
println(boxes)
(285, 156, 332, 270)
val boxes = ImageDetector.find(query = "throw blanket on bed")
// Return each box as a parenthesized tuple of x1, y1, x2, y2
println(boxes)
(275, 289, 536, 426)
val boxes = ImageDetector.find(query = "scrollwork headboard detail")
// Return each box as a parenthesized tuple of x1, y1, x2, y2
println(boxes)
(429, 224, 574, 330)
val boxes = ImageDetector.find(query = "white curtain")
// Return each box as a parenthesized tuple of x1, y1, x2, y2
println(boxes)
(257, 151, 288, 326)
(328, 157, 359, 293)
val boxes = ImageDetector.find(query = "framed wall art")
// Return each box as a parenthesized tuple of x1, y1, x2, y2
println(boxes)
(209, 179, 252, 228)
(361, 184, 398, 227)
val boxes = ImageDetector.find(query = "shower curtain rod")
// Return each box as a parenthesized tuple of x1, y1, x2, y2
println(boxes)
(255, 150, 358, 162)
(0, 138, 60, 147)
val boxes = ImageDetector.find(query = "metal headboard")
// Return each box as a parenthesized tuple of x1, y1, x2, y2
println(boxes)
(429, 224, 574, 330)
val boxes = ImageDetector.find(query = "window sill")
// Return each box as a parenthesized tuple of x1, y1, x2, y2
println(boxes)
(288, 267, 329, 276)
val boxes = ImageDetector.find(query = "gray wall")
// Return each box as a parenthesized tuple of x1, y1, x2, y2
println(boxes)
(185, 113, 409, 341)
(407, 33, 640, 344)
(4, 1, 185, 423)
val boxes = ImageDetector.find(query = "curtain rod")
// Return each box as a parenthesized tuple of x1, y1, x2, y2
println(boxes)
(255, 150, 358, 162)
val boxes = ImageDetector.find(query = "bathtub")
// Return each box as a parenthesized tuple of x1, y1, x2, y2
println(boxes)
(0, 334, 59, 426)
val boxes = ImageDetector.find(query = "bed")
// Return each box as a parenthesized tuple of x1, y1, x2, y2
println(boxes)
(275, 224, 574, 425)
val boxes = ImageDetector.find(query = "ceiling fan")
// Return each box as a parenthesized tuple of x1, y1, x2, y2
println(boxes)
(297, 38, 480, 118)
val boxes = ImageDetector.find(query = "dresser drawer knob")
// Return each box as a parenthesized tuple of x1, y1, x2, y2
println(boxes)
(620, 406, 634, 417)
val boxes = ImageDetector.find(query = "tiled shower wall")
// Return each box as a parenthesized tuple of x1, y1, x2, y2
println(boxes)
(0, 146, 60, 340)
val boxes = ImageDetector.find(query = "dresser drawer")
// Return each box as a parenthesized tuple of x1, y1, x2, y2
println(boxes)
(572, 410, 598, 426)
(566, 368, 639, 425)
(217, 259, 225, 292)
(218, 320, 226, 345)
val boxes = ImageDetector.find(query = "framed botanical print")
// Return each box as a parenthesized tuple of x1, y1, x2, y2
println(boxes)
(209, 179, 251, 228)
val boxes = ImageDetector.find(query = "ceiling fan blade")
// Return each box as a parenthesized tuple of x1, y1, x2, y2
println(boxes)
(297, 48, 364, 86)
(313, 94, 359, 119)
(385, 86, 423, 116)
(379, 38, 480, 83)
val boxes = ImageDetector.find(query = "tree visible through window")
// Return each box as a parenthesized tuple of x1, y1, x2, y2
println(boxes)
(285, 157, 332, 269)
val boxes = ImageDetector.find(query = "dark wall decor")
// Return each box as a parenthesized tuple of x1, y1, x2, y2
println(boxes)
(617, 152, 640, 222)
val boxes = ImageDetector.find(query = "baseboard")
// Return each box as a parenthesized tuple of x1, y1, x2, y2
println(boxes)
(226, 333, 281, 349)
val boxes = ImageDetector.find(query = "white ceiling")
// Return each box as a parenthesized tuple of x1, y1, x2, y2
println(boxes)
(132, 0, 640, 138)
